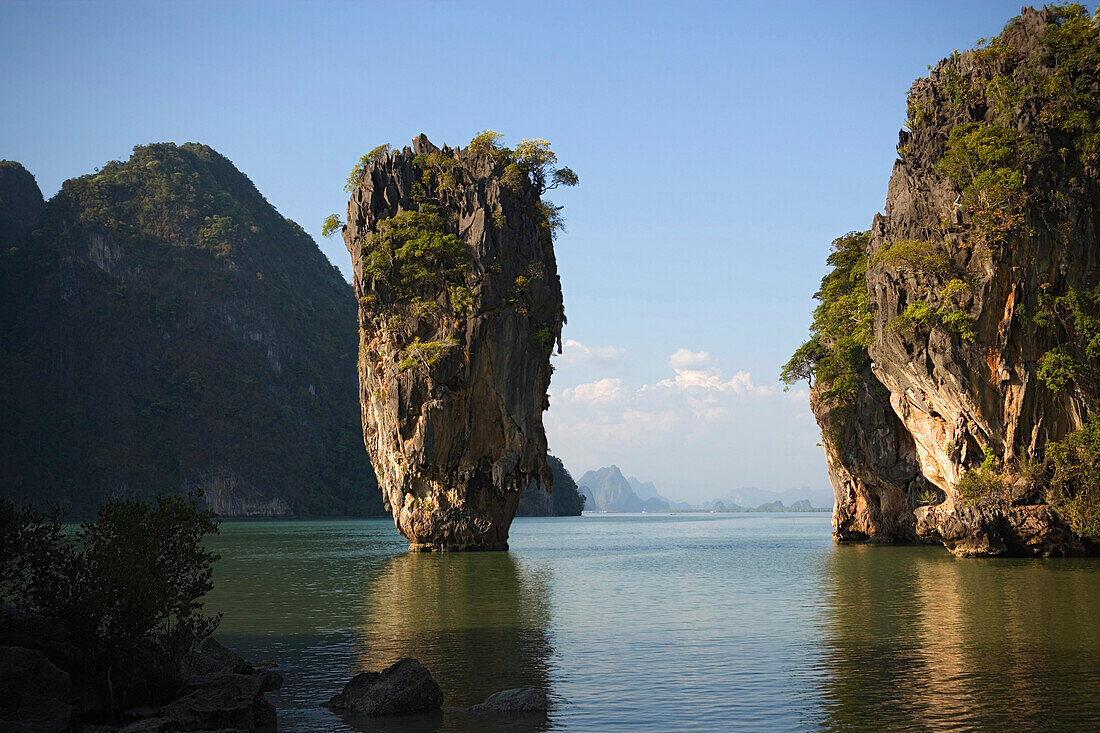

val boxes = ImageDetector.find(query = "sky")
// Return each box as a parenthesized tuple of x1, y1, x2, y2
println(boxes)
(1, 0, 1052, 502)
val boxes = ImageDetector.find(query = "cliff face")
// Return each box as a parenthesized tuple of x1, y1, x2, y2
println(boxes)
(812, 372, 933, 542)
(343, 134, 567, 550)
(0, 144, 381, 516)
(815, 7, 1100, 556)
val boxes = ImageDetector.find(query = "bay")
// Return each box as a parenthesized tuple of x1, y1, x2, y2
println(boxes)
(205, 513, 1100, 732)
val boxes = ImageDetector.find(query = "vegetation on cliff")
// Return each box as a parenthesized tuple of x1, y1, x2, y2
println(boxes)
(900, 3, 1100, 384)
(516, 455, 586, 516)
(0, 145, 381, 516)
(794, 4, 1100, 554)
(341, 133, 573, 550)
(781, 230, 872, 403)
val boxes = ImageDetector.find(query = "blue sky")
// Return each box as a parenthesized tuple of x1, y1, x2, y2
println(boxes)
(1, 0, 1049, 501)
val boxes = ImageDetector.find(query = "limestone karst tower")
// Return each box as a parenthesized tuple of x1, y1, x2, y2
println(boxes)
(340, 133, 573, 550)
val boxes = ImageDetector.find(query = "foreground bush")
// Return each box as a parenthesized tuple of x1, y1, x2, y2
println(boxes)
(0, 493, 221, 715)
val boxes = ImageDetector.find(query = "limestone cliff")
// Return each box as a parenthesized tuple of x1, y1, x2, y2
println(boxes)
(794, 7, 1100, 556)
(0, 145, 381, 517)
(341, 134, 570, 550)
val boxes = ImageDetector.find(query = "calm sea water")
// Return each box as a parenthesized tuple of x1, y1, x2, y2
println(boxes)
(204, 514, 1100, 732)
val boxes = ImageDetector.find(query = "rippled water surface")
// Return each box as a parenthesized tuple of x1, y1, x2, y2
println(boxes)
(205, 514, 1100, 731)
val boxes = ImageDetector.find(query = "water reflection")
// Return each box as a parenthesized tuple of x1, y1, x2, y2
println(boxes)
(820, 544, 1100, 731)
(344, 551, 554, 732)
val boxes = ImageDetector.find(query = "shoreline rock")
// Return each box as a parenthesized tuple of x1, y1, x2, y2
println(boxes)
(325, 658, 443, 717)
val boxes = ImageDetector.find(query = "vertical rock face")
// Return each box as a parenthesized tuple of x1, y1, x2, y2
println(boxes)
(0, 145, 381, 517)
(819, 7, 1100, 556)
(812, 373, 934, 543)
(343, 135, 566, 550)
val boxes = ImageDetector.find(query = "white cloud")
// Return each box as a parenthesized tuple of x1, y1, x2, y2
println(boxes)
(563, 378, 624, 403)
(544, 345, 827, 500)
(554, 339, 628, 365)
(668, 348, 715, 370)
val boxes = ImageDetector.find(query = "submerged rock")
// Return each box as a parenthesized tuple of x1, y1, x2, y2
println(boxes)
(467, 687, 549, 713)
(342, 134, 570, 550)
(325, 657, 444, 716)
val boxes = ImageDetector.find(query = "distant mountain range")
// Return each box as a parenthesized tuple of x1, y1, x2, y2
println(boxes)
(576, 466, 671, 512)
(575, 466, 833, 512)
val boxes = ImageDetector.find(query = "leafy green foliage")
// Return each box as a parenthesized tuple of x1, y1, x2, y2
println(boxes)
(468, 130, 505, 158)
(915, 487, 943, 506)
(956, 449, 1005, 504)
(0, 494, 221, 713)
(346, 144, 392, 192)
(1038, 346, 1077, 392)
(398, 336, 458, 371)
(1048, 414, 1100, 537)
(873, 239, 953, 279)
(782, 231, 872, 403)
(956, 464, 1006, 504)
(363, 204, 470, 300)
(936, 123, 1033, 243)
(321, 213, 343, 237)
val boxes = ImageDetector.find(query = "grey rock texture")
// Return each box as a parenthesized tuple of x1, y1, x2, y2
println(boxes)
(467, 687, 549, 713)
(0, 145, 382, 518)
(325, 658, 444, 716)
(119, 637, 282, 732)
(343, 135, 566, 550)
(826, 7, 1100, 556)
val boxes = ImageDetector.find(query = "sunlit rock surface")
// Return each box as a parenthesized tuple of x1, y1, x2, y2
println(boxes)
(343, 135, 565, 550)
(828, 7, 1099, 556)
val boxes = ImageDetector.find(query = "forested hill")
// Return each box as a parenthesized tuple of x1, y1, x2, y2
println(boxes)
(0, 144, 382, 516)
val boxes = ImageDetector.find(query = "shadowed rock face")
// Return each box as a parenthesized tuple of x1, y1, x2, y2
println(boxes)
(343, 135, 565, 551)
(827, 7, 1100, 556)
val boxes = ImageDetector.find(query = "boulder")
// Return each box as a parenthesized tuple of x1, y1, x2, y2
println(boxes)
(325, 658, 443, 716)
(468, 687, 549, 713)
(0, 645, 72, 733)
(120, 638, 282, 733)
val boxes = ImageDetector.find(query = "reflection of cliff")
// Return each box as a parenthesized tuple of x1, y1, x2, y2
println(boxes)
(356, 552, 553, 709)
(820, 545, 1100, 730)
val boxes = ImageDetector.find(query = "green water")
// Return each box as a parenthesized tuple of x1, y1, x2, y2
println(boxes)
(205, 514, 1100, 731)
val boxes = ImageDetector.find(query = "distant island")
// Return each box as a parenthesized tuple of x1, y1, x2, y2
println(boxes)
(576, 465, 832, 513)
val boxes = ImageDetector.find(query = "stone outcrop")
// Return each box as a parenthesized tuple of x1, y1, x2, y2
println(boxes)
(0, 144, 381, 517)
(812, 373, 934, 543)
(325, 658, 443, 717)
(118, 638, 282, 732)
(342, 135, 566, 550)
(821, 7, 1100, 556)
(0, 606, 280, 732)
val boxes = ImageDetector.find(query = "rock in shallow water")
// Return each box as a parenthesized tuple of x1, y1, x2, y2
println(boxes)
(325, 658, 444, 717)
(342, 134, 567, 551)
(467, 687, 549, 713)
